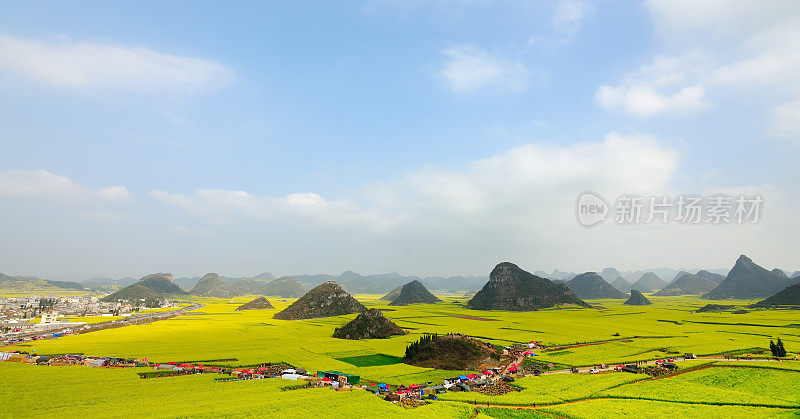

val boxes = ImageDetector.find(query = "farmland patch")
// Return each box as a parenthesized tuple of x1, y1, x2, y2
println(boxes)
(452, 315, 498, 321)
(337, 354, 403, 368)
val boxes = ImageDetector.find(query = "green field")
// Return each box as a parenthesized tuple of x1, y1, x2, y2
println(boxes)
(0, 362, 470, 418)
(3, 294, 800, 417)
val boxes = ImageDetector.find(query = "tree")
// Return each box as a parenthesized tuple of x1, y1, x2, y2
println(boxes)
(777, 338, 787, 357)
(770, 340, 777, 356)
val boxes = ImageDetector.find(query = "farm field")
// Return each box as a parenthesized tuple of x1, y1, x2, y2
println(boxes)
(0, 362, 470, 418)
(63, 315, 125, 324)
(0, 288, 91, 297)
(600, 365, 800, 407)
(535, 398, 800, 418)
(439, 371, 648, 405)
(4, 293, 800, 417)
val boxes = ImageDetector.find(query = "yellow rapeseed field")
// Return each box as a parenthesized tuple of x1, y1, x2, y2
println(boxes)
(4, 293, 800, 417)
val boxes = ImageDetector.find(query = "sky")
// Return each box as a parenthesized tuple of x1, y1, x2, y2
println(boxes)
(0, 0, 798, 280)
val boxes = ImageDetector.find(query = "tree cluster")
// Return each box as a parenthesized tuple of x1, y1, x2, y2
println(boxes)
(38, 298, 56, 310)
(404, 333, 438, 361)
(770, 338, 787, 357)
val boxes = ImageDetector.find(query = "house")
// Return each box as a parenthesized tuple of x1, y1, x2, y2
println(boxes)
(89, 358, 108, 368)
(316, 371, 360, 385)
(621, 364, 639, 373)
(40, 313, 59, 324)
(431, 385, 447, 394)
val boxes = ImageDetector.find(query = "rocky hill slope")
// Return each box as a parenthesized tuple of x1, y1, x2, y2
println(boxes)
(753, 284, 800, 307)
(272, 281, 366, 320)
(623, 289, 652, 305)
(380, 286, 402, 301)
(630, 272, 667, 293)
(704, 255, 798, 300)
(388, 280, 441, 306)
(610, 277, 631, 292)
(403, 334, 501, 370)
(654, 273, 718, 296)
(695, 270, 725, 284)
(566, 272, 627, 299)
(136, 273, 186, 296)
(332, 309, 405, 339)
(190, 273, 232, 298)
(262, 276, 306, 298)
(101, 272, 186, 304)
(236, 296, 275, 310)
(467, 262, 590, 311)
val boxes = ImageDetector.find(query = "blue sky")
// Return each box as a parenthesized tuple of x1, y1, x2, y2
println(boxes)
(1, 1, 798, 280)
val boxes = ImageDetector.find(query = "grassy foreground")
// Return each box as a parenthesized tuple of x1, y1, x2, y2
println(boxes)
(4, 294, 800, 417)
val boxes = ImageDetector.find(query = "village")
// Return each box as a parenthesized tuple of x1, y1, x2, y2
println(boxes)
(0, 295, 183, 319)
(0, 298, 196, 345)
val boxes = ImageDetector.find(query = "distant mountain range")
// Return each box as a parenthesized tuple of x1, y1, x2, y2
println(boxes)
(695, 270, 726, 284)
(629, 272, 668, 293)
(610, 277, 631, 292)
(291, 271, 489, 294)
(4, 256, 798, 299)
(0, 272, 85, 292)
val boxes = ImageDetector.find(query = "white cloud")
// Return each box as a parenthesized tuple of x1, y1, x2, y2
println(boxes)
(596, 83, 709, 117)
(371, 132, 679, 224)
(646, 0, 799, 42)
(0, 169, 130, 203)
(770, 100, 800, 143)
(151, 133, 680, 237)
(97, 186, 131, 202)
(0, 169, 84, 199)
(149, 189, 398, 230)
(173, 225, 211, 234)
(595, 54, 712, 116)
(552, 0, 592, 35)
(438, 45, 529, 93)
(0, 34, 234, 92)
(598, 1, 800, 140)
(79, 211, 131, 223)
